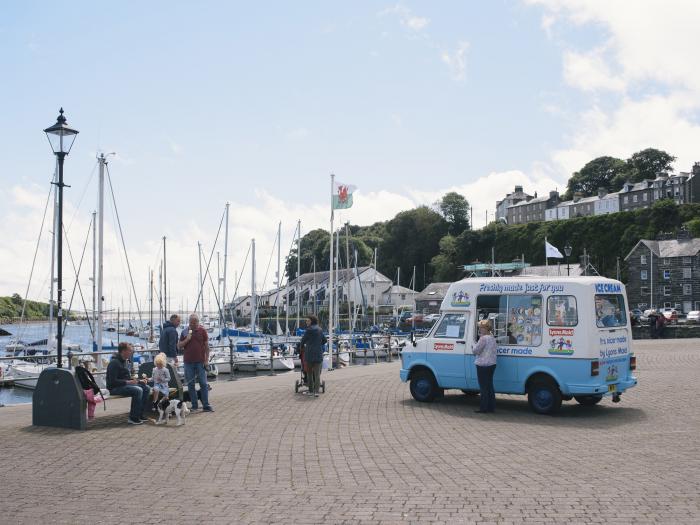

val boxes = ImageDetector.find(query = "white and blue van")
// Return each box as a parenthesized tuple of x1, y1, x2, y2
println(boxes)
(400, 276, 638, 414)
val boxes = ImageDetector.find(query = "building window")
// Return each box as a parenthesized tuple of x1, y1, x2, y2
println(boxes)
(370, 294, 374, 302)
(401, 294, 406, 300)
(684, 284, 692, 295)
(684, 268, 692, 279)
(664, 286, 671, 296)
(663, 258, 670, 266)
(663, 270, 671, 279)
(633, 194, 638, 203)
(641, 255, 647, 265)
(683, 257, 692, 265)
(643, 193, 648, 201)
(623, 196, 628, 204)
(641, 270, 648, 280)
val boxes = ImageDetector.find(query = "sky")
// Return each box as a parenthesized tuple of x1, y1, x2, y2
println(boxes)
(2, 0, 700, 313)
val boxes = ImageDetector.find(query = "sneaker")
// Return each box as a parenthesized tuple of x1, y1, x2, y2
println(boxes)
(202, 406, 214, 412)
(128, 418, 144, 425)
(190, 405, 200, 411)
(314, 393, 319, 398)
(139, 416, 148, 422)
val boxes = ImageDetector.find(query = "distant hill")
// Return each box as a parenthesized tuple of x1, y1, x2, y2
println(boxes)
(0, 294, 52, 322)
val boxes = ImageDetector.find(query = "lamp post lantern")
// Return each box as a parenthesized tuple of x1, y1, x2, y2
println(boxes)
(44, 108, 79, 368)
(564, 242, 572, 276)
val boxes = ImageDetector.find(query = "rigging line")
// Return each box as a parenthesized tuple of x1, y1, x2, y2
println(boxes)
(61, 217, 94, 337)
(16, 169, 56, 342)
(260, 228, 279, 294)
(105, 164, 144, 329)
(192, 206, 226, 314)
(66, 160, 98, 234)
(228, 242, 251, 324)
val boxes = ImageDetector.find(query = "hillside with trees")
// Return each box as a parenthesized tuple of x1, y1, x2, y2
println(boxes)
(285, 148, 699, 289)
(0, 294, 52, 322)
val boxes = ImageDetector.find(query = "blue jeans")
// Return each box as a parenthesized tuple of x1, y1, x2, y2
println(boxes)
(110, 383, 151, 421)
(476, 364, 496, 412)
(184, 362, 210, 409)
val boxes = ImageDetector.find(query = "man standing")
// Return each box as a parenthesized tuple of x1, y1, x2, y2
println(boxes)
(300, 315, 326, 397)
(106, 342, 151, 425)
(159, 314, 181, 365)
(177, 313, 214, 412)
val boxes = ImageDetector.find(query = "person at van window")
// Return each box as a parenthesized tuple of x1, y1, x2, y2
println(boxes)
(473, 319, 497, 414)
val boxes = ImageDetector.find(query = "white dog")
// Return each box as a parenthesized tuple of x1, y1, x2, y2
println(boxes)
(155, 397, 190, 426)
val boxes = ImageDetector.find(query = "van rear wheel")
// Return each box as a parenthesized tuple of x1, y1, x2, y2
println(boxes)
(410, 371, 438, 402)
(574, 394, 603, 406)
(527, 378, 562, 415)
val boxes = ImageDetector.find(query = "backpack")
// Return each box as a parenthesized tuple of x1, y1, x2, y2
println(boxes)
(75, 365, 106, 409)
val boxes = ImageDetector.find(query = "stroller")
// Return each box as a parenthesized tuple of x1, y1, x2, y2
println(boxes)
(294, 343, 326, 394)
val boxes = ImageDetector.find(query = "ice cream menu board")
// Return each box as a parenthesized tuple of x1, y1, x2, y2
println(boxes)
(508, 295, 543, 346)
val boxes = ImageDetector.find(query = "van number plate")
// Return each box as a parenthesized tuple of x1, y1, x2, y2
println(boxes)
(608, 384, 617, 393)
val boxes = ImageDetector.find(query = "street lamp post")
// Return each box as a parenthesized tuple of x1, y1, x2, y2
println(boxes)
(44, 108, 79, 368)
(564, 242, 572, 276)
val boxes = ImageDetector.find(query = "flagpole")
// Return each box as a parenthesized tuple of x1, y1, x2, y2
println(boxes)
(545, 236, 549, 270)
(329, 173, 335, 371)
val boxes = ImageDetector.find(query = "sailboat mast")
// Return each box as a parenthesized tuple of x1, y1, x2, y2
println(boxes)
(276, 221, 281, 333)
(198, 241, 204, 319)
(162, 236, 167, 317)
(149, 269, 154, 341)
(91, 210, 96, 347)
(345, 222, 351, 330)
(251, 238, 256, 334)
(296, 219, 301, 329)
(373, 248, 377, 326)
(48, 164, 57, 345)
(96, 154, 106, 355)
(222, 202, 229, 334)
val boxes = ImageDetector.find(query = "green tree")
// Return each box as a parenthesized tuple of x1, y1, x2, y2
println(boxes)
(378, 206, 447, 285)
(437, 192, 470, 234)
(565, 156, 628, 199)
(430, 235, 460, 281)
(625, 148, 676, 183)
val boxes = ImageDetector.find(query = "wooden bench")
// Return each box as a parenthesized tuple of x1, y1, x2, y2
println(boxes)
(32, 363, 183, 431)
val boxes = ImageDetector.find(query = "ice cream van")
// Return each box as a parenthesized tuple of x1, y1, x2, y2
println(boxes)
(400, 276, 638, 414)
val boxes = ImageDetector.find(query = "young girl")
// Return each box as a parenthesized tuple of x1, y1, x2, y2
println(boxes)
(151, 352, 171, 404)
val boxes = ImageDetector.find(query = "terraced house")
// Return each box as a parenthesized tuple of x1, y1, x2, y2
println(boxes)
(624, 232, 700, 314)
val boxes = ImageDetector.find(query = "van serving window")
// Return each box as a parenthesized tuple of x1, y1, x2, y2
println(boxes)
(547, 295, 578, 327)
(433, 313, 467, 339)
(476, 295, 543, 346)
(595, 294, 627, 328)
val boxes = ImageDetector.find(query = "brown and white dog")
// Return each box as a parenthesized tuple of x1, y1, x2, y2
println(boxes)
(155, 397, 190, 426)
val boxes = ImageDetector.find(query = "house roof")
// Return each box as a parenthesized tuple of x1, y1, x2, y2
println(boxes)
(387, 285, 417, 295)
(415, 282, 451, 301)
(624, 238, 700, 260)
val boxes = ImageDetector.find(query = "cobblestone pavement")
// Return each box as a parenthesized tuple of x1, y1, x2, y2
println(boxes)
(1, 339, 699, 524)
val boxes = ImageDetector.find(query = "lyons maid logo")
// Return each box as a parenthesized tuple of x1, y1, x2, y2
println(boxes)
(450, 290, 470, 307)
(595, 283, 622, 293)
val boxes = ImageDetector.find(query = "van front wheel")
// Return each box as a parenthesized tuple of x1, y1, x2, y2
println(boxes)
(410, 371, 438, 402)
(528, 379, 562, 415)
(574, 394, 603, 406)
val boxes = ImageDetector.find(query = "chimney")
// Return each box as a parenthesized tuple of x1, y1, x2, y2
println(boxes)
(573, 191, 583, 203)
(598, 187, 608, 198)
(549, 190, 558, 200)
(693, 162, 700, 177)
(514, 185, 523, 193)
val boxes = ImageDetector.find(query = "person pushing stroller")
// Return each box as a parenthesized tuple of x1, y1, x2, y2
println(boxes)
(299, 315, 326, 397)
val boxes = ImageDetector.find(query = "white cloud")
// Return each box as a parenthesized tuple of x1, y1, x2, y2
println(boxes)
(526, 0, 700, 176)
(1, 167, 561, 305)
(440, 41, 469, 82)
(562, 47, 625, 92)
(379, 5, 430, 31)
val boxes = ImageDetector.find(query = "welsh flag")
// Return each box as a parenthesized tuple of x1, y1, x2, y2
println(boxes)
(332, 181, 356, 210)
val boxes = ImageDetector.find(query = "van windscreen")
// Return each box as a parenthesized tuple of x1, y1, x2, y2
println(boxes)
(595, 294, 627, 328)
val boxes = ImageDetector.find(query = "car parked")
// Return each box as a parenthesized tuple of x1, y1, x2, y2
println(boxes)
(630, 308, 643, 324)
(686, 311, 700, 324)
(660, 307, 678, 324)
